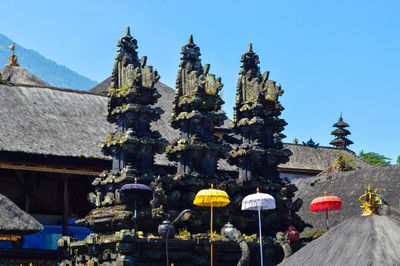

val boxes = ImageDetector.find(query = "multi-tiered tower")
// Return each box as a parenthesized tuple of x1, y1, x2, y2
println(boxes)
(59, 27, 167, 265)
(166, 35, 229, 177)
(330, 115, 353, 149)
(229, 44, 291, 183)
(151, 36, 231, 228)
(227, 44, 305, 235)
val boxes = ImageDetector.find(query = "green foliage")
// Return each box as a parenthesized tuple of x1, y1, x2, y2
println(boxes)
(359, 150, 391, 166)
(397, 155, 400, 164)
(334, 150, 354, 171)
(176, 228, 191, 239)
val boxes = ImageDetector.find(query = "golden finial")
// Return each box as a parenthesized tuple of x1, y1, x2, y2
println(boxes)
(359, 184, 385, 216)
(134, 177, 138, 184)
(293, 137, 298, 144)
(257, 187, 260, 193)
(7, 43, 19, 66)
(211, 184, 214, 189)
(324, 191, 327, 196)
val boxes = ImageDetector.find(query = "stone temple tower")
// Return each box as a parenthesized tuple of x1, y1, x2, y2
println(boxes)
(167, 35, 230, 177)
(58, 27, 167, 265)
(229, 44, 292, 184)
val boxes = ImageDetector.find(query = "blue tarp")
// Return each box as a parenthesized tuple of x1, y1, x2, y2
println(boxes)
(0, 225, 92, 250)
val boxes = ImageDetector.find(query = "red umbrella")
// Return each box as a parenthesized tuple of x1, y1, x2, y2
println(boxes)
(310, 191, 341, 231)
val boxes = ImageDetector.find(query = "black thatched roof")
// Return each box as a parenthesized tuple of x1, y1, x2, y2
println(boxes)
(0, 193, 43, 235)
(0, 71, 370, 172)
(279, 215, 400, 266)
(0, 65, 51, 87)
(280, 144, 369, 173)
(292, 164, 400, 234)
(0, 84, 113, 159)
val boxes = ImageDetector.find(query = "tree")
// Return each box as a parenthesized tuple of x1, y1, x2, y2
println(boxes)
(397, 155, 400, 164)
(358, 150, 391, 166)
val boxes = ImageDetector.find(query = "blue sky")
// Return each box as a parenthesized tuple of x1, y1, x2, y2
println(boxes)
(2, 0, 399, 162)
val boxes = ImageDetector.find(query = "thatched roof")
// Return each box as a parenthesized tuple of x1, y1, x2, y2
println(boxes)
(0, 84, 113, 159)
(0, 72, 369, 172)
(291, 164, 400, 234)
(0, 193, 43, 235)
(280, 144, 370, 173)
(279, 215, 400, 266)
(0, 65, 51, 87)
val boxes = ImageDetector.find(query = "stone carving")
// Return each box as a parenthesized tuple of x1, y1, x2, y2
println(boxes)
(276, 231, 292, 260)
(228, 44, 305, 238)
(230, 43, 291, 182)
(221, 223, 250, 266)
(168, 35, 229, 177)
(303, 138, 319, 147)
(60, 27, 167, 265)
(60, 30, 306, 265)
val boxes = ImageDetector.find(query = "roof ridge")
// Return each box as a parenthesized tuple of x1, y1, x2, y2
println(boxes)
(0, 83, 107, 97)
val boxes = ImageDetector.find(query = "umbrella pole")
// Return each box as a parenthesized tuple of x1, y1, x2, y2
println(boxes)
(210, 202, 213, 266)
(134, 197, 137, 263)
(258, 204, 263, 266)
(326, 209, 329, 231)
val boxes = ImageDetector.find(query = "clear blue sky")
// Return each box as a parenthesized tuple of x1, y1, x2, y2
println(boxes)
(2, 0, 399, 162)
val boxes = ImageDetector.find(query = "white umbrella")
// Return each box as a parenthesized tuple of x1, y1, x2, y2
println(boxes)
(241, 188, 276, 266)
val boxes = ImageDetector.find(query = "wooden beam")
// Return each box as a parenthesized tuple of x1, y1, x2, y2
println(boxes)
(0, 162, 102, 176)
(278, 167, 321, 174)
(62, 176, 69, 236)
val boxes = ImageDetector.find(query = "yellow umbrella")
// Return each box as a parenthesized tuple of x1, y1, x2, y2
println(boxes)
(193, 184, 230, 266)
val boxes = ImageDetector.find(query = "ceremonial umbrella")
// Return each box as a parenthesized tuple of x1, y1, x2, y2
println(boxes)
(120, 178, 153, 262)
(310, 191, 341, 231)
(193, 184, 230, 266)
(241, 188, 276, 266)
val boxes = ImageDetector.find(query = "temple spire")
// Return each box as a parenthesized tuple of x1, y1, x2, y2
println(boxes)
(248, 43, 253, 52)
(125, 26, 132, 40)
(188, 34, 194, 45)
(330, 114, 353, 149)
(168, 36, 228, 176)
(6, 43, 19, 67)
(230, 45, 291, 182)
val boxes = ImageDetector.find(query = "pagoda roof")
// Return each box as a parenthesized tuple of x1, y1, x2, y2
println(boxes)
(279, 214, 400, 266)
(0, 193, 43, 235)
(332, 116, 350, 128)
(291, 164, 400, 235)
(0, 65, 51, 87)
(330, 138, 354, 146)
(330, 128, 351, 136)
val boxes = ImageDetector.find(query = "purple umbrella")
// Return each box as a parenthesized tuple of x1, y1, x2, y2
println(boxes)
(120, 178, 153, 262)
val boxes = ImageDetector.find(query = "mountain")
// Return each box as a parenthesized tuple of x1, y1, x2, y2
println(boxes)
(0, 34, 97, 90)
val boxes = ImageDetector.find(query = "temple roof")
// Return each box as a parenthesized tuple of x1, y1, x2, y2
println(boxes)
(279, 214, 400, 266)
(0, 65, 51, 87)
(330, 128, 351, 136)
(0, 84, 113, 159)
(0, 193, 43, 235)
(332, 115, 349, 128)
(329, 137, 354, 146)
(0, 75, 369, 172)
(279, 144, 368, 173)
(291, 164, 400, 235)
